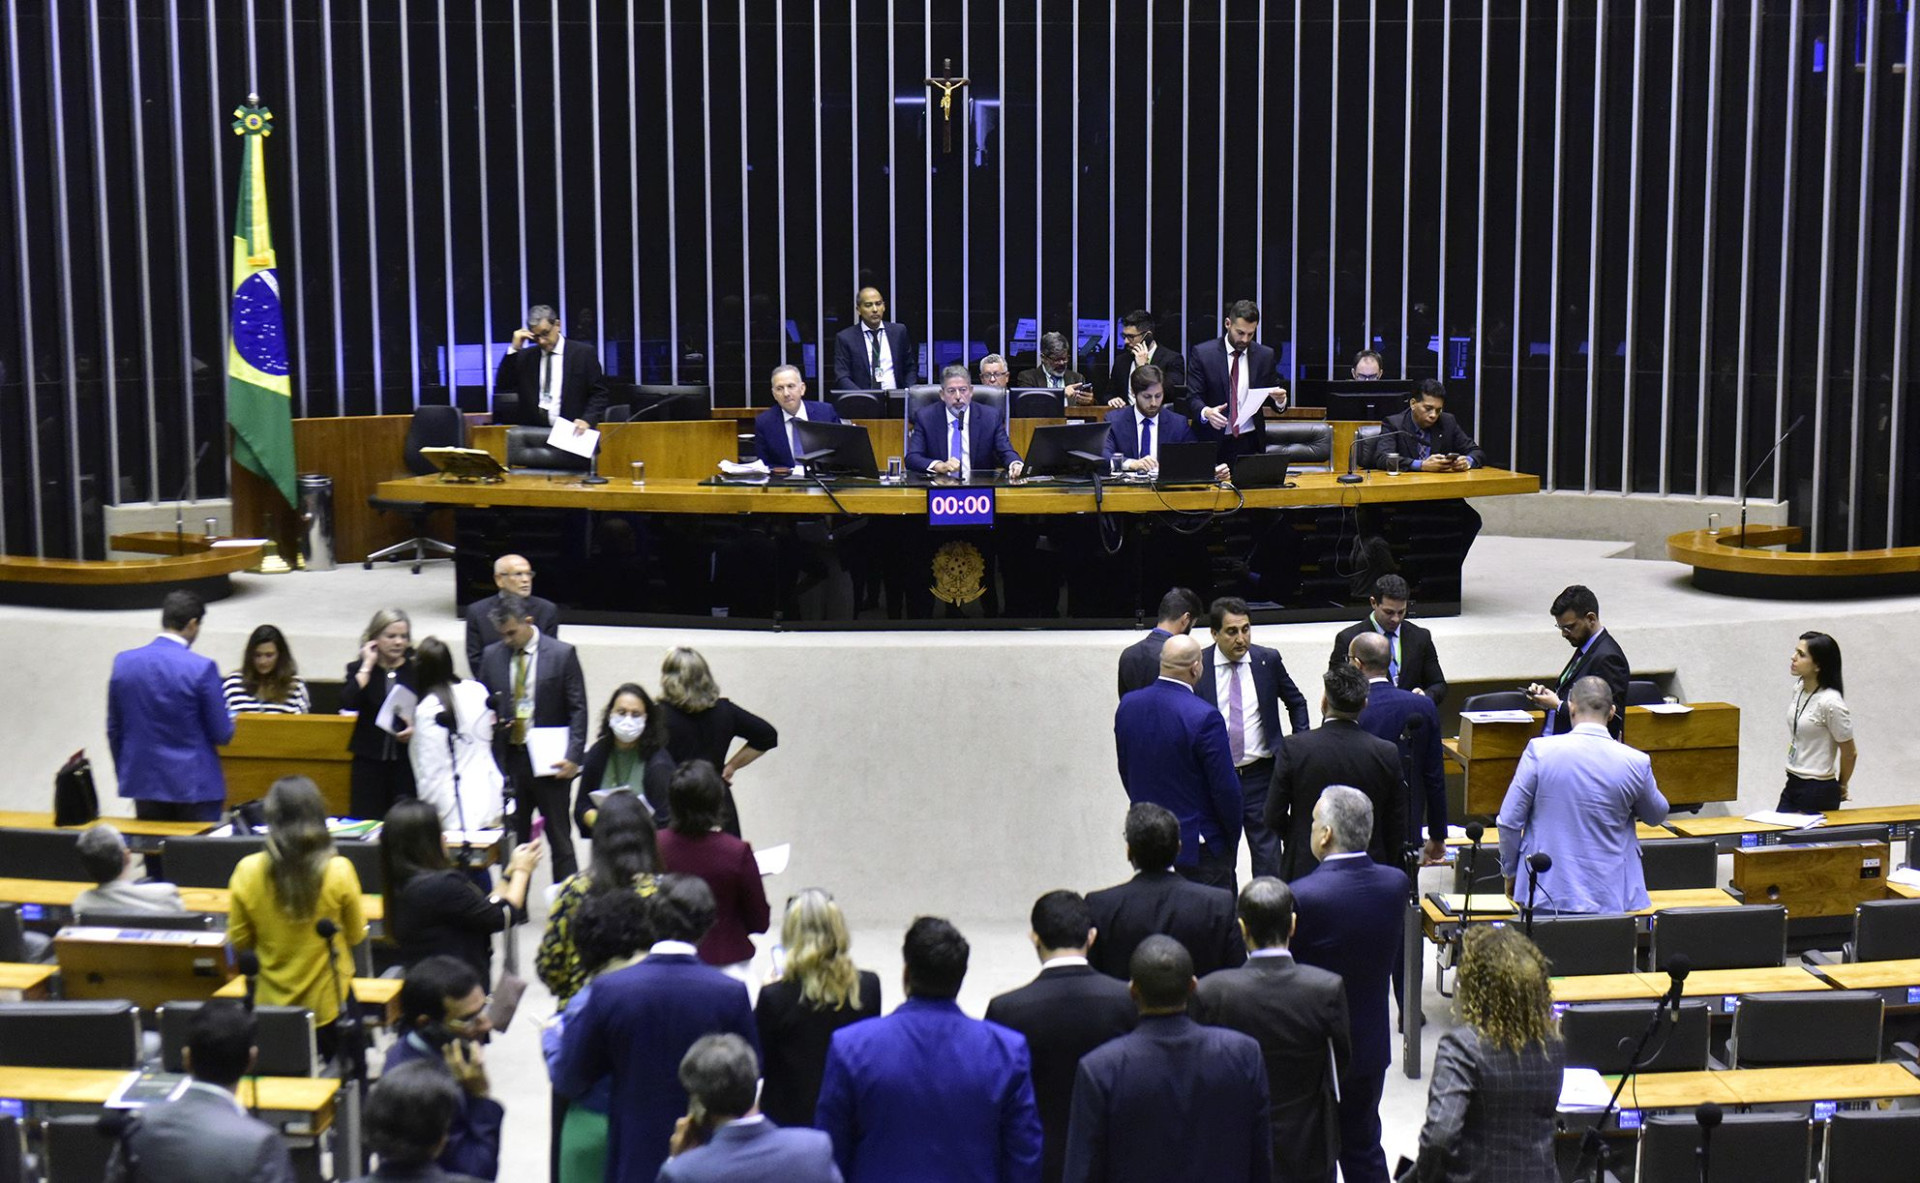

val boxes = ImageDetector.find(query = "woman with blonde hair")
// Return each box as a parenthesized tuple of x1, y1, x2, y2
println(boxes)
(752, 888, 880, 1126)
(340, 607, 417, 819)
(656, 646, 777, 837)
(226, 775, 367, 1059)
(1413, 925, 1565, 1182)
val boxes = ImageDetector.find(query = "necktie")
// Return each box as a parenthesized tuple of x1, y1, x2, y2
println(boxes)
(1140, 414, 1153, 458)
(1416, 427, 1432, 460)
(786, 415, 800, 466)
(510, 648, 529, 745)
(1226, 349, 1244, 436)
(868, 329, 882, 380)
(1227, 661, 1246, 766)
(1385, 630, 1401, 684)
(541, 350, 554, 415)
(1050, 372, 1062, 389)
(950, 414, 965, 471)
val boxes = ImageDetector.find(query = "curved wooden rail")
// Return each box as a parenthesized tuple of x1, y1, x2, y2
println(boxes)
(1667, 525, 1920, 598)
(0, 532, 264, 607)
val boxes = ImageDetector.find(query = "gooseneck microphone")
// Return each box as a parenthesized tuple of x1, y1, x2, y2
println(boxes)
(1524, 851, 1552, 936)
(173, 439, 214, 555)
(237, 950, 260, 1013)
(1695, 1101, 1722, 1183)
(1661, 954, 1692, 1020)
(1337, 428, 1411, 484)
(1738, 414, 1806, 546)
(1457, 823, 1486, 936)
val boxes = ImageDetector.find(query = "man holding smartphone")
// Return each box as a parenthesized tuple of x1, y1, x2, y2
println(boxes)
(1366, 378, 1484, 472)
(1104, 309, 1188, 405)
(493, 303, 608, 433)
(1015, 330, 1096, 405)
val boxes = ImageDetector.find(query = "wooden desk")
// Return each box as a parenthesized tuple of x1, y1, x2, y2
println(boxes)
(214, 973, 403, 1024)
(1809, 957, 1920, 1006)
(0, 1065, 339, 1132)
(1421, 889, 1740, 945)
(1731, 840, 1892, 919)
(1671, 805, 1920, 853)
(1443, 822, 1675, 846)
(0, 878, 384, 922)
(1642, 965, 1828, 1001)
(472, 420, 739, 480)
(1586, 1070, 1743, 1113)
(1668, 524, 1920, 598)
(1450, 705, 1740, 815)
(0, 811, 210, 854)
(1716, 1062, 1920, 1106)
(1552, 973, 1663, 1003)
(219, 714, 357, 818)
(0, 533, 265, 609)
(0, 961, 57, 999)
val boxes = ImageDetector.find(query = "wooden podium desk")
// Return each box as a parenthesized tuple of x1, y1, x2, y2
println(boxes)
(1810, 957, 1920, 1008)
(0, 810, 210, 854)
(0, 1065, 339, 1133)
(219, 714, 357, 818)
(0, 878, 384, 924)
(1447, 705, 1740, 816)
(1672, 803, 1920, 854)
(215, 973, 403, 1024)
(1730, 840, 1892, 919)
(0, 961, 57, 1000)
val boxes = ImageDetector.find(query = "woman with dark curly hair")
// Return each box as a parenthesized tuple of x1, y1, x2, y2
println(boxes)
(1413, 925, 1565, 1182)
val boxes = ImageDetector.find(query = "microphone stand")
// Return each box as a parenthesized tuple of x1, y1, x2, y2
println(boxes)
(1737, 414, 1805, 547)
(1574, 960, 1689, 1182)
(1523, 853, 1552, 938)
(173, 440, 213, 555)
(438, 705, 476, 868)
(317, 919, 365, 1175)
(1337, 429, 1409, 484)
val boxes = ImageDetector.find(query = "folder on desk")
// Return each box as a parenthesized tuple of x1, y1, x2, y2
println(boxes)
(105, 1070, 190, 1109)
(1429, 893, 1518, 917)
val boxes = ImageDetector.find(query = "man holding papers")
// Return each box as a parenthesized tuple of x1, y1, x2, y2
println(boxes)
(494, 303, 608, 431)
(1187, 299, 1288, 463)
(479, 592, 589, 880)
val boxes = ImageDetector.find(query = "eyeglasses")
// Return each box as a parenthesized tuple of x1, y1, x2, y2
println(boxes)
(1555, 620, 1585, 634)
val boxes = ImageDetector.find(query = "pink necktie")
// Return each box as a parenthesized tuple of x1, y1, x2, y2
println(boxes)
(1227, 662, 1246, 765)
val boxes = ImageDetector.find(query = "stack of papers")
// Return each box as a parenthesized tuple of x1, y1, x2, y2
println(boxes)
(1642, 702, 1694, 715)
(1461, 710, 1537, 724)
(719, 459, 771, 475)
(1558, 1067, 1614, 1111)
(1744, 810, 1825, 828)
(755, 843, 791, 877)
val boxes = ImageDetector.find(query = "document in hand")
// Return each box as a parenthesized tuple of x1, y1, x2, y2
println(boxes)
(545, 418, 601, 460)
(374, 684, 418, 734)
(526, 726, 573, 775)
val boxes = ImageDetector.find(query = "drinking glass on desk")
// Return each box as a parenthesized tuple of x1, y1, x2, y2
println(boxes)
(1386, 452, 1403, 476)
(885, 456, 903, 484)
(1109, 455, 1124, 479)
(629, 461, 646, 486)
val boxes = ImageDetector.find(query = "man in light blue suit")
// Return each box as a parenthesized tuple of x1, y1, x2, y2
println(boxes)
(751, 363, 843, 472)
(1113, 633, 1244, 892)
(816, 917, 1043, 1183)
(105, 588, 235, 821)
(660, 1034, 842, 1182)
(905, 365, 1024, 477)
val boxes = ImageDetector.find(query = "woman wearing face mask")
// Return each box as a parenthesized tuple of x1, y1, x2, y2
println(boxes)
(573, 683, 673, 837)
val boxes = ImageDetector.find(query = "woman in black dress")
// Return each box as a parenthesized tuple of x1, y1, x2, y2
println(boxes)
(655, 646, 777, 837)
(339, 607, 418, 819)
(380, 797, 541, 980)
(754, 887, 881, 1127)
(573, 682, 675, 836)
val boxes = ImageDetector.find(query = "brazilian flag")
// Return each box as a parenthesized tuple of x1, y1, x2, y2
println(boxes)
(226, 98, 296, 509)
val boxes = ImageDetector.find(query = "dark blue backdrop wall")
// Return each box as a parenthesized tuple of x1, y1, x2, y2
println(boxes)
(1, 1, 1915, 558)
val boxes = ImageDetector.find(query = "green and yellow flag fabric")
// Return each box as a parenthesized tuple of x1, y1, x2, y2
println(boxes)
(226, 97, 296, 508)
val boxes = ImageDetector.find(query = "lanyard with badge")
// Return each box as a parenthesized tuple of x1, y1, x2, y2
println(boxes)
(1789, 686, 1815, 762)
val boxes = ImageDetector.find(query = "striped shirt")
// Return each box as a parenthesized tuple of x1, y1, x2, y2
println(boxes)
(221, 671, 311, 717)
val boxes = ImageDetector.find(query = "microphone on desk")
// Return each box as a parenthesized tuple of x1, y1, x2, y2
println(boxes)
(1337, 428, 1412, 484)
(1738, 414, 1805, 546)
(1457, 823, 1486, 933)
(315, 918, 365, 1080)
(237, 950, 260, 1013)
(1523, 851, 1552, 936)
(1661, 954, 1692, 1021)
(1695, 1101, 1722, 1183)
(173, 439, 214, 555)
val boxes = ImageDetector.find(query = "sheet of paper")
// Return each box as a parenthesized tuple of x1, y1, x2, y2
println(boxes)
(1434, 893, 1518, 916)
(526, 726, 573, 776)
(1232, 385, 1276, 430)
(1890, 866, 1920, 889)
(546, 418, 601, 459)
(755, 843, 791, 877)
(1642, 702, 1694, 715)
(374, 684, 418, 734)
(589, 786, 634, 809)
(719, 459, 771, 475)
(1558, 1067, 1614, 1111)
(1461, 709, 1537, 724)
(1743, 810, 1824, 828)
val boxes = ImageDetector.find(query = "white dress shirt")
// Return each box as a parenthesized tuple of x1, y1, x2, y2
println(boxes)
(1212, 650, 1271, 764)
(783, 403, 811, 475)
(865, 325, 896, 389)
(539, 334, 567, 423)
(946, 405, 971, 479)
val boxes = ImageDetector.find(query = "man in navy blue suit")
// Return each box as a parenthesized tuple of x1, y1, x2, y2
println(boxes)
(1062, 935, 1271, 1183)
(659, 1034, 842, 1182)
(1289, 786, 1409, 1183)
(1186, 299, 1289, 462)
(1114, 633, 1244, 891)
(1193, 596, 1310, 879)
(554, 875, 759, 1183)
(751, 363, 842, 472)
(905, 364, 1025, 477)
(1116, 587, 1203, 699)
(816, 916, 1042, 1182)
(1349, 631, 1449, 866)
(832, 286, 916, 390)
(1102, 365, 1227, 480)
(106, 589, 235, 821)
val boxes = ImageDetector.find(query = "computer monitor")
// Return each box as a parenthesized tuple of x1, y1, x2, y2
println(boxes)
(793, 420, 881, 479)
(1022, 423, 1112, 477)
(1294, 378, 1421, 421)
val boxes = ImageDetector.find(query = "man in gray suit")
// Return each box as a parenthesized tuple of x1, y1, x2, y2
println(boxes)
(660, 1033, 842, 1182)
(71, 823, 185, 917)
(478, 591, 589, 880)
(105, 1001, 296, 1182)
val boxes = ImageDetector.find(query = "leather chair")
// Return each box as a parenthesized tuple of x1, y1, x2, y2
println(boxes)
(1820, 1110, 1920, 1182)
(631, 384, 712, 420)
(1262, 422, 1334, 469)
(506, 424, 591, 474)
(829, 389, 887, 418)
(364, 405, 467, 573)
(0, 1000, 142, 1068)
(1011, 388, 1066, 417)
(1530, 914, 1640, 976)
(1635, 1112, 1810, 1183)
(1626, 679, 1666, 705)
(1849, 898, 1920, 962)
(1649, 904, 1787, 971)
(1638, 838, 1720, 891)
(1460, 691, 1533, 713)
(1561, 1000, 1712, 1074)
(0, 828, 83, 881)
(160, 1001, 319, 1077)
(1727, 989, 1883, 1068)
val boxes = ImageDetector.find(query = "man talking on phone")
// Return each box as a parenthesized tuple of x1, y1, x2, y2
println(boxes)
(381, 956, 505, 1180)
(1104, 309, 1187, 405)
(1015, 331, 1096, 405)
(493, 303, 608, 433)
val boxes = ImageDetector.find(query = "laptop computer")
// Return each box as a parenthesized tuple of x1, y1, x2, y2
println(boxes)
(1153, 442, 1219, 487)
(1230, 452, 1295, 488)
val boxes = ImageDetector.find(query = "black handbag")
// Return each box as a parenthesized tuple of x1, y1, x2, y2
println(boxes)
(53, 749, 99, 827)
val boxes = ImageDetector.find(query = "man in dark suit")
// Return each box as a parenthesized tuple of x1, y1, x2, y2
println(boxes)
(816, 917, 1042, 1182)
(1194, 596, 1310, 879)
(1062, 935, 1271, 1183)
(555, 876, 760, 1183)
(986, 890, 1138, 1183)
(1114, 634, 1243, 890)
(493, 302, 609, 429)
(106, 589, 235, 822)
(904, 364, 1025, 476)
(1363, 378, 1486, 472)
(1102, 365, 1223, 479)
(105, 1001, 296, 1183)
(659, 1034, 841, 1182)
(1267, 665, 1407, 880)
(1013, 330, 1096, 405)
(462, 553, 560, 674)
(1288, 786, 1409, 1183)
(1085, 803, 1247, 980)
(478, 591, 589, 880)
(380, 956, 506, 1180)
(1116, 587, 1202, 699)
(752, 362, 844, 472)
(1327, 573, 1449, 705)
(1349, 632, 1449, 866)
(1193, 878, 1351, 1183)
(1186, 298, 1288, 462)
(348, 1059, 485, 1183)
(832, 286, 916, 390)
(1102, 309, 1187, 404)
(1524, 583, 1630, 739)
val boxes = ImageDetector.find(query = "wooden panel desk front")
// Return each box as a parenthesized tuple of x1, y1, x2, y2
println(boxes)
(1420, 889, 1740, 945)
(214, 973, 403, 1024)
(0, 1065, 339, 1133)
(471, 420, 740, 480)
(0, 811, 209, 855)
(0, 878, 384, 922)
(1716, 1062, 1920, 1106)
(1731, 840, 1893, 919)
(0, 961, 56, 999)
(219, 714, 357, 818)
(1444, 822, 1676, 847)
(1672, 803, 1920, 853)
(1451, 705, 1740, 815)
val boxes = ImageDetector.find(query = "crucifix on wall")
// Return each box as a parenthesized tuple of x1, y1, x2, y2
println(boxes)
(924, 57, 970, 154)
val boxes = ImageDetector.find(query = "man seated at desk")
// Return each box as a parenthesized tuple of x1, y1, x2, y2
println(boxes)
(905, 365, 1024, 479)
(73, 822, 185, 917)
(751, 363, 842, 474)
(1102, 365, 1227, 481)
(1363, 378, 1485, 472)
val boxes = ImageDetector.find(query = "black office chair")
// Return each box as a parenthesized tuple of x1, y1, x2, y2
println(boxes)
(159, 1001, 318, 1077)
(0, 903, 52, 964)
(1649, 904, 1788, 971)
(335, 839, 384, 894)
(158, 835, 266, 888)
(969, 387, 1009, 419)
(0, 1114, 22, 1183)
(1459, 691, 1533, 713)
(71, 909, 217, 931)
(1560, 1000, 1713, 1074)
(905, 385, 946, 417)
(504, 424, 591, 474)
(39, 1116, 116, 1183)
(0, 828, 84, 881)
(1010, 388, 1066, 417)
(1263, 422, 1334, 469)
(1450, 853, 1505, 897)
(0, 1000, 142, 1068)
(1530, 914, 1639, 976)
(363, 404, 468, 573)
(602, 403, 633, 423)
(631, 384, 712, 420)
(1626, 679, 1666, 705)
(1727, 989, 1884, 1068)
(1635, 1112, 1810, 1183)
(1639, 838, 1720, 891)
(1848, 898, 1920, 962)
(829, 389, 887, 418)
(1820, 1110, 1920, 1182)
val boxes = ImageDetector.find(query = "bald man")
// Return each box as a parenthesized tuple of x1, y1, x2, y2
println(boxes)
(463, 554, 561, 673)
(832, 286, 918, 391)
(1114, 633, 1245, 892)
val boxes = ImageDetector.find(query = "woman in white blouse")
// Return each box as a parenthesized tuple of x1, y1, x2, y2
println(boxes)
(1781, 630, 1857, 813)
(407, 637, 505, 830)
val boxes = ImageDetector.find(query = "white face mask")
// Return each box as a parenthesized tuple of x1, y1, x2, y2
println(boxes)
(609, 714, 646, 743)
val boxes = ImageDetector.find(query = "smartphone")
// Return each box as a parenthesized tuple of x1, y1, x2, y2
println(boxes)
(531, 816, 547, 843)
